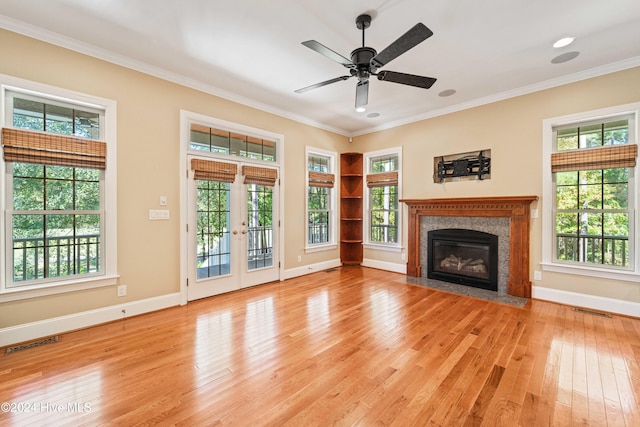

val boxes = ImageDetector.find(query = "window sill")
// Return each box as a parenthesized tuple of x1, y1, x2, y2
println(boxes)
(363, 243, 402, 253)
(305, 243, 338, 254)
(541, 262, 640, 283)
(0, 275, 119, 302)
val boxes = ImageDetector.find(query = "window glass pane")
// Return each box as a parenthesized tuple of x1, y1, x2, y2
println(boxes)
(13, 177, 44, 210)
(557, 128, 578, 151)
(211, 133, 231, 155)
(46, 178, 74, 210)
(12, 214, 45, 282)
(45, 104, 74, 135)
(13, 98, 45, 131)
(556, 185, 578, 210)
(74, 110, 100, 139)
(579, 124, 602, 148)
(603, 120, 628, 146)
(230, 135, 245, 157)
(578, 184, 602, 209)
(371, 155, 398, 172)
(263, 140, 276, 161)
(76, 180, 101, 210)
(556, 212, 578, 236)
(308, 155, 329, 172)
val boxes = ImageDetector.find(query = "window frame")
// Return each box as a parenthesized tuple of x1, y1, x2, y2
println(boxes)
(364, 147, 402, 252)
(1, 75, 118, 302)
(305, 146, 337, 252)
(542, 102, 639, 282)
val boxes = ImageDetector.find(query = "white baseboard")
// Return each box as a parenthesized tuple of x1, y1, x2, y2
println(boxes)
(362, 258, 407, 274)
(283, 259, 342, 280)
(0, 293, 181, 347)
(532, 286, 640, 318)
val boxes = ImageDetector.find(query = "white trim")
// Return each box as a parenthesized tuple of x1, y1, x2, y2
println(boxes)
(363, 146, 403, 249)
(363, 243, 403, 253)
(532, 286, 640, 318)
(305, 243, 338, 253)
(283, 258, 341, 280)
(305, 146, 337, 250)
(0, 74, 118, 299)
(0, 292, 180, 347)
(0, 15, 348, 137)
(542, 102, 640, 278)
(179, 110, 285, 303)
(352, 56, 640, 137)
(3, 15, 638, 138)
(362, 258, 407, 274)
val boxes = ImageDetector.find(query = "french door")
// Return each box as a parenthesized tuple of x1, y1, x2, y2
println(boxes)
(187, 157, 279, 301)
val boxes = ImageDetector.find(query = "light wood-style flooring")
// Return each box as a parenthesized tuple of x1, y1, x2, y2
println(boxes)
(1, 267, 639, 426)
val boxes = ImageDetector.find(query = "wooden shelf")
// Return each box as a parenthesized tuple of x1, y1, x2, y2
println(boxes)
(340, 153, 363, 266)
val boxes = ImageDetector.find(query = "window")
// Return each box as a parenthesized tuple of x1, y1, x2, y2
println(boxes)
(190, 123, 277, 162)
(306, 148, 336, 249)
(365, 148, 401, 248)
(542, 103, 638, 280)
(1, 78, 117, 299)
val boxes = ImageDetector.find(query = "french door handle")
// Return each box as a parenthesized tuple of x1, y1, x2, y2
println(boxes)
(241, 230, 248, 235)
(232, 230, 239, 235)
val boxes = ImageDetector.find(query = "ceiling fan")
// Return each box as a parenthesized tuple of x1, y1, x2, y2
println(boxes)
(295, 14, 437, 110)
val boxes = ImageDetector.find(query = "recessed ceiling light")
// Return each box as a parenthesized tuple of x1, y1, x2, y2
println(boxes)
(438, 89, 456, 97)
(551, 51, 580, 64)
(367, 112, 380, 118)
(355, 106, 366, 113)
(553, 37, 575, 48)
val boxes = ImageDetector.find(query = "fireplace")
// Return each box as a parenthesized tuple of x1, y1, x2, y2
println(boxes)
(427, 228, 498, 291)
(401, 196, 538, 298)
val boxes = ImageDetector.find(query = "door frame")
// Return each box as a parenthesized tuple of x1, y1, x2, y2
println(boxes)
(179, 110, 285, 305)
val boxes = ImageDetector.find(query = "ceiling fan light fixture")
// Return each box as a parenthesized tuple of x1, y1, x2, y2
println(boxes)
(553, 37, 575, 48)
(356, 106, 366, 113)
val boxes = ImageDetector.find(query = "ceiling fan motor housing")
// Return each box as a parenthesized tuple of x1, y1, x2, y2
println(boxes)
(350, 47, 377, 81)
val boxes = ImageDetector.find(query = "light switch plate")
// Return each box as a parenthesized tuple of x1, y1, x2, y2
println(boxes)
(149, 209, 170, 220)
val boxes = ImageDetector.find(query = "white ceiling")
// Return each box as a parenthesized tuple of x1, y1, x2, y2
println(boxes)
(1, 0, 639, 136)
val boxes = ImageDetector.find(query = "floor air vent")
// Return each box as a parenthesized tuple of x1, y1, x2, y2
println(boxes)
(5, 335, 59, 355)
(572, 307, 612, 318)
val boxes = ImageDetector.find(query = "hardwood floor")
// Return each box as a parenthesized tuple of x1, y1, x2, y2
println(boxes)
(1, 267, 639, 426)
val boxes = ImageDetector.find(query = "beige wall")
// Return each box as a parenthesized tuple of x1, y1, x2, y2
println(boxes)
(354, 67, 640, 304)
(0, 29, 345, 327)
(1, 28, 639, 330)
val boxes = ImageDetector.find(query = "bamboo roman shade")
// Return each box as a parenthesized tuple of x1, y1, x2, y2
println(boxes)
(366, 171, 398, 187)
(191, 158, 237, 182)
(2, 127, 106, 169)
(243, 165, 278, 186)
(308, 171, 335, 188)
(551, 144, 638, 173)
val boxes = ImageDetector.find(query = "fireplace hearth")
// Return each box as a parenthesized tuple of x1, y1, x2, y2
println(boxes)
(427, 228, 498, 291)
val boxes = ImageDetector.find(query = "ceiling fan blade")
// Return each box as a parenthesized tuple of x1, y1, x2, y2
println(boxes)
(377, 70, 437, 89)
(295, 76, 351, 93)
(371, 23, 433, 68)
(355, 80, 369, 108)
(302, 40, 355, 68)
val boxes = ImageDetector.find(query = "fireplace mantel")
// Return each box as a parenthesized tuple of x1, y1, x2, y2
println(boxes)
(401, 196, 538, 298)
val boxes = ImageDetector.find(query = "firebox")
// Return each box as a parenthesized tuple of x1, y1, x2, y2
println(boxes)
(427, 228, 498, 291)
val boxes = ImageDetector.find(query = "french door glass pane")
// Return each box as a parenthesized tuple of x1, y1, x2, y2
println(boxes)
(196, 180, 231, 279)
(246, 184, 273, 270)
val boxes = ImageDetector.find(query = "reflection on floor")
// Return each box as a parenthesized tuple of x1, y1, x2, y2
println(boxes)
(405, 276, 528, 308)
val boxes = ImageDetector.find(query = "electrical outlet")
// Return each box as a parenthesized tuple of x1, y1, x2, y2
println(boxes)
(117, 284, 127, 297)
(401, 252, 407, 261)
(534, 271, 542, 281)
(297, 255, 302, 262)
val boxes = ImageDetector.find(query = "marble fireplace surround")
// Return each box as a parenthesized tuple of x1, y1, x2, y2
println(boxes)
(401, 196, 538, 298)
